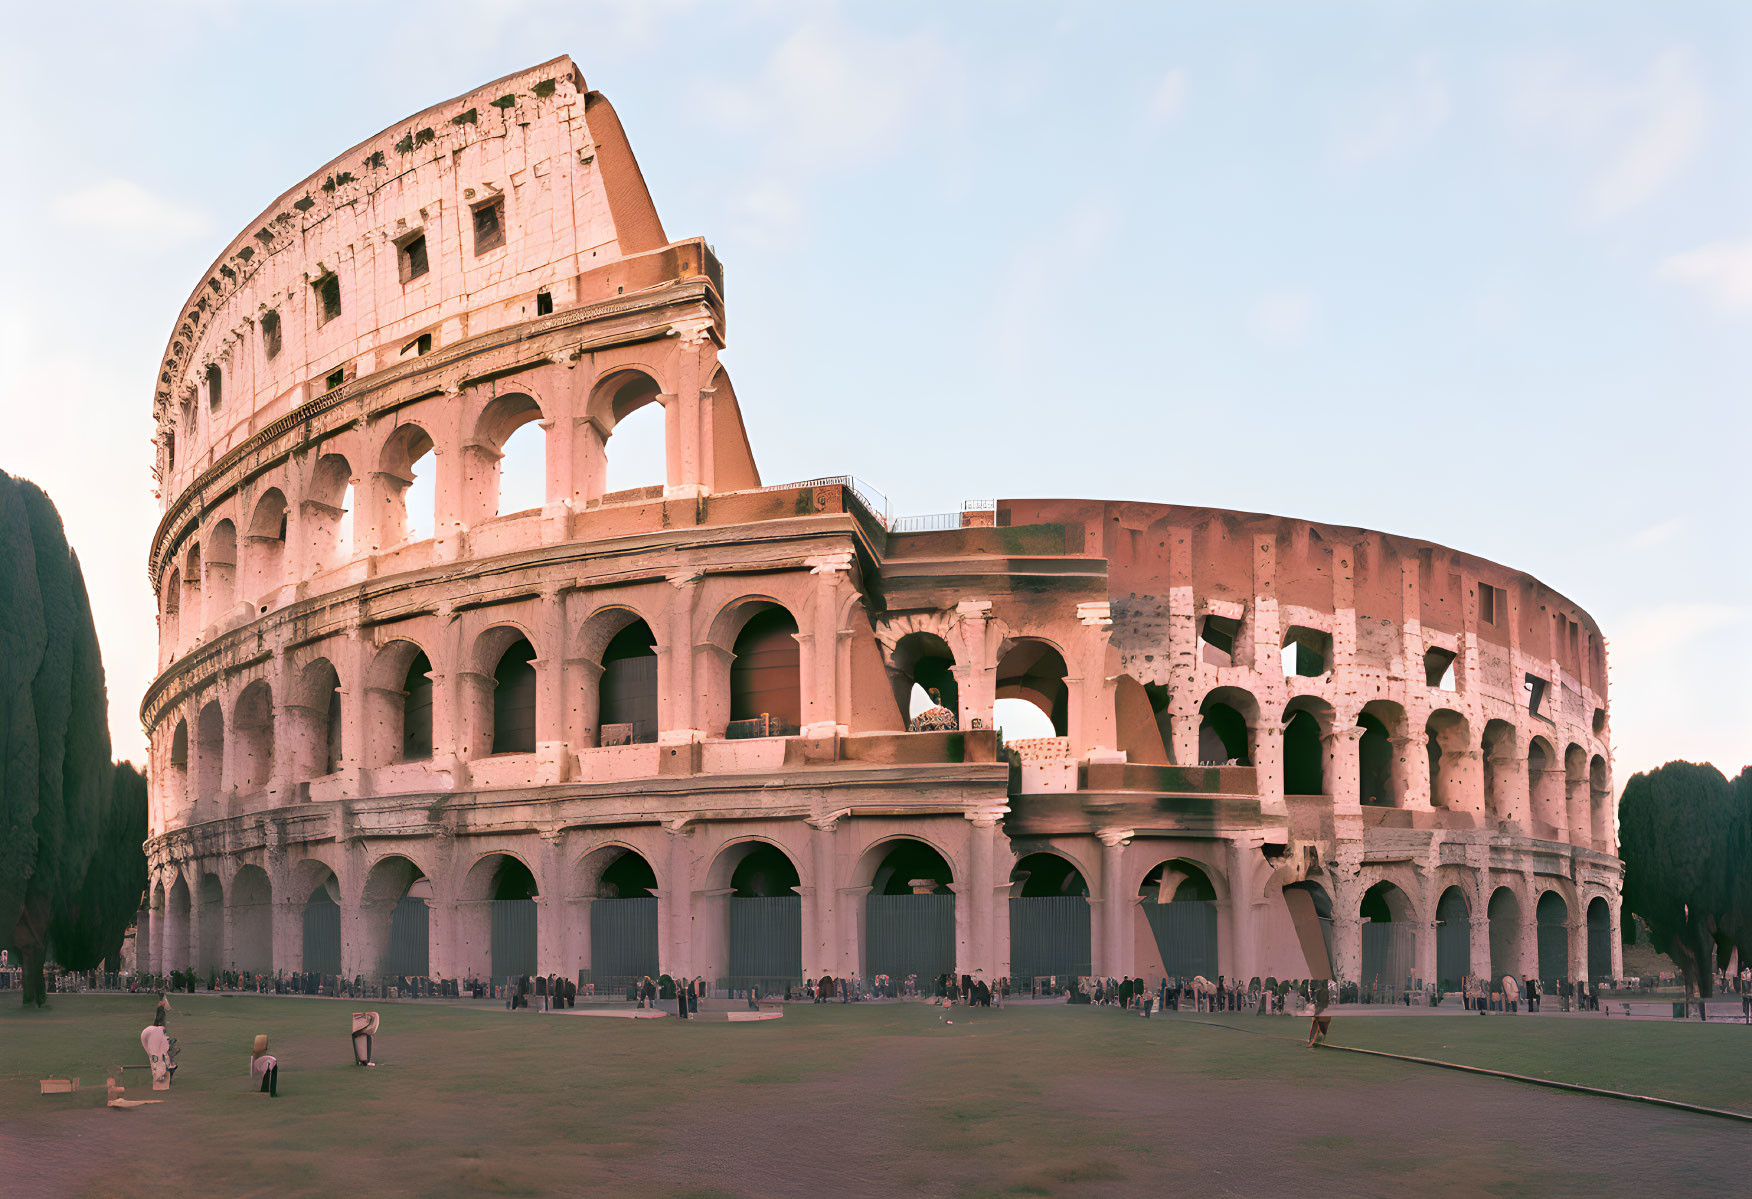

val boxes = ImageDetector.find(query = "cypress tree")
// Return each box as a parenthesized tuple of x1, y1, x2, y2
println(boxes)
(1619, 761, 1734, 998)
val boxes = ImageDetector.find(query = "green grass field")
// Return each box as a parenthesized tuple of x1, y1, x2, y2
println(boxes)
(2, 996, 1746, 1198)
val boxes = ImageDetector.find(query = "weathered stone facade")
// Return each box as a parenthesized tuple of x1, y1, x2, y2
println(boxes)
(138, 57, 1622, 992)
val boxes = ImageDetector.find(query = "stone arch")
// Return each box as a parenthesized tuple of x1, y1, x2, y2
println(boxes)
(1589, 754, 1611, 849)
(891, 630, 959, 728)
(1198, 686, 1258, 766)
(853, 835, 958, 892)
(996, 637, 1069, 738)
(718, 600, 801, 738)
(1481, 718, 1520, 824)
(303, 452, 355, 572)
(162, 566, 182, 643)
(468, 624, 539, 757)
(243, 487, 288, 604)
(207, 518, 237, 614)
(181, 541, 203, 629)
(1486, 885, 1522, 981)
(1426, 708, 1476, 812)
(361, 853, 434, 979)
(1536, 889, 1571, 983)
(1586, 895, 1612, 981)
(1139, 857, 1221, 980)
(374, 421, 437, 548)
(1564, 742, 1589, 848)
(228, 864, 273, 975)
(1009, 850, 1093, 984)
(287, 656, 343, 779)
(1357, 700, 1406, 806)
(597, 615, 659, 746)
(193, 698, 224, 808)
(1282, 695, 1334, 796)
(574, 843, 661, 988)
(1359, 879, 1417, 996)
(232, 680, 274, 794)
(458, 851, 539, 981)
(364, 638, 435, 767)
(1435, 884, 1471, 991)
(596, 368, 669, 495)
(702, 839, 805, 988)
(165, 716, 190, 810)
(197, 871, 224, 974)
(1527, 735, 1564, 833)
(298, 861, 342, 975)
(857, 836, 957, 989)
(472, 392, 546, 520)
(1010, 850, 1090, 897)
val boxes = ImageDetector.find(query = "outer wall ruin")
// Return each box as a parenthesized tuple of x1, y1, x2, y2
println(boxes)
(138, 56, 1622, 994)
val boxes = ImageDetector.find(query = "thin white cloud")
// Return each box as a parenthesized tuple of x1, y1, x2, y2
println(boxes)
(1333, 58, 1450, 165)
(1247, 291, 1317, 347)
(1626, 518, 1685, 550)
(1148, 69, 1187, 124)
(54, 178, 209, 244)
(1500, 48, 1707, 221)
(1658, 239, 1752, 312)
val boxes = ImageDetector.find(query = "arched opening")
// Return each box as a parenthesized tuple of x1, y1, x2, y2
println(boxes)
(577, 847, 659, 992)
(401, 651, 434, 762)
(1359, 697, 1401, 809)
(304, 454, 354, 573)
(1527, 736, 1564, 833)
(860, 838, 956, 986)
(1481, 719, 1518, 824)
(1281, 880, 1335, 976)
(891, 631, 959, 731)
(1280, 626, 1331, 677)
(995, 639, 1068, 738)
(460, 854, 538, 982)
(1140, 859, 1219, 980)
(229, 865, 273, 975)
(1487, 886, 1522, 981)
(707, 842, 803, 992)
(206, 363, 223, 411)
(1435, 886, 1471, 992)
(1586, 897, 1612, 982)
(1197, 688, 1255, 765)
(289, 658, 343, 779)
(490, 638, 538, 755)
(1564, 743, 1589, 847)
(181, 542, 203, 632)
(1426, 709, 1474, 812)
(599, 620, 658, 744)
(162, 568, 181, 645)
(164, 875, 191, 973)
(477, 394, 545, 519)
(232, 680, 274, 794)
(207, 519, 237, 614)
(1359, 881, 1415, 1000)
(166, 718, 189, 809)
(194, 699, 224, 806)
(1589, 755, 1611, 849)
(1008, 852, 1092, 985)
(728, 606, 800, 737)
(377, 423, 436, 547)
(603, 376, 668, 495)
(1282, 698, 1331, 796)
(1423, 646, 1457, 691)
(243, 488, 288, 603)
(362, 855, 432, 980)
(197, 873, 224, 974)
(1536, 890, 1570, 986)
(301, 870, 342, 976)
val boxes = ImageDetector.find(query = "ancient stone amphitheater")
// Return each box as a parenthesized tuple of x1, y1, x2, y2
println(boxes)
(140, 57, 1623, 997)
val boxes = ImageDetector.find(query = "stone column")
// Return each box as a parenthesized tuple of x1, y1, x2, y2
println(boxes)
(1097, 831, 1131, 978)
(534, 588, 567, 781)
(802, 553, 853, 737)
(965, 813, 1002, 978)
(1394, 729, 1432, 810)
(271, 894, 303, 974)
(1326, 724, 1364, 811)
(952, 600, 995, 731)
(1487, 745, 1531, 830)
(810, 818, 839, 977)
(539, 410, 572, 544)
(664, 824, 694, 979)
(1331, 915, 1362, 986)
(1252, 722, 1285, 816)
(1416, 916, 1438, 992)
(1609, 899, 1624, 980)
(660, 573, 702, 742)
(572, 415, 608, 509)
(186, 885, 204, 976)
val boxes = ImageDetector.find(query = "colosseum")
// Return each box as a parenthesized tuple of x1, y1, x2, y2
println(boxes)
(138, 57, 1623, 999)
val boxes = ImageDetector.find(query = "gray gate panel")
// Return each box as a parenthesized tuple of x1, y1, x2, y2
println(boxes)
(385, 897, 429, 977)
(727, 896, 802, 989)
(1587, 913, 1612, 981)
(1436, 917, 1471, 990)
(1144, 901, 1217, 981)
(1008, 897, 1092, 982)
(865, 893, 956, 984)
(302, 899, 341, 975)
(1360, 922, 1416, 998)
(1537, 920, 1569, 986)
(491, 898, 537, 982)
(590, 897, 659, 992)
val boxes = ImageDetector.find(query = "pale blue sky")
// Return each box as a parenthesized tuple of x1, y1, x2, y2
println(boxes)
(1, 2, 1746, 783)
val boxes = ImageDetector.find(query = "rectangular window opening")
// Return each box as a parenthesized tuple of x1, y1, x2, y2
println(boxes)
(315, 273, 342, 324)
(1524, 673, 1548, 720)
(325, 368, 345, 392)
(1200, 614, 1240, 668)
(535, 290, 553, 316)
(261, 309, 282, 360)
(472, 197, 505, 255)
(398, 233, 429, 284)
(1479, 585, 1498, 626)
(400, 333, 433, 358)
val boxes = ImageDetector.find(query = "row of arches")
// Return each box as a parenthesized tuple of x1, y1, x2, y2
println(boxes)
(159, 603, 805, 806)
(160, 374, 676, 647)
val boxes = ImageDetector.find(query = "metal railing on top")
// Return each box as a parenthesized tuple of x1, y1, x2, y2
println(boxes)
(755, 475, 892, 527)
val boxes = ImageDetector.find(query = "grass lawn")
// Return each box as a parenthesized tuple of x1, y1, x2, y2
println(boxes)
(2, 995, 1745, 1198)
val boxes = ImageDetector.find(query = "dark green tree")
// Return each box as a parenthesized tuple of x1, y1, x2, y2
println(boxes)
(49, 762, 148, 971)
(1618, 761, 1735, 998)
(0, 471, 116, 1006)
